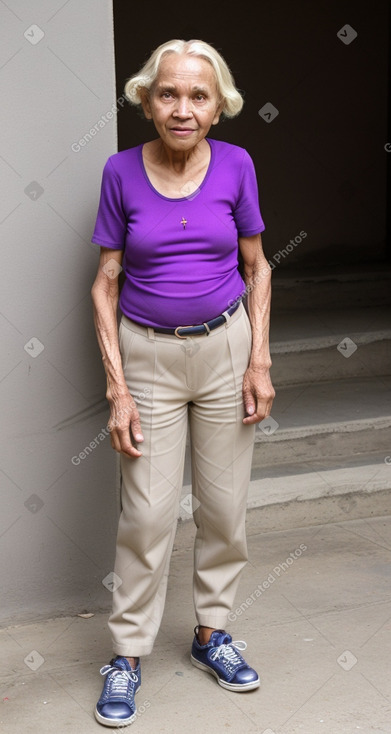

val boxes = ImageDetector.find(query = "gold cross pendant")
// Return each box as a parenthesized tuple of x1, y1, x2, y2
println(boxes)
(181, 217, 187, 229)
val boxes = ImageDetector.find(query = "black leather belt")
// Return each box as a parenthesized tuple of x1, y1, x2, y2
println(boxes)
(153, 300, 241, 338)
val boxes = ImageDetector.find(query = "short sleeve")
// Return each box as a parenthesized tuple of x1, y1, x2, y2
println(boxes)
(233, 150, 265, 237)
(91, 157, 126, 249)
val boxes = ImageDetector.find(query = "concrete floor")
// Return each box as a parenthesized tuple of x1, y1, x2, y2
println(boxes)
(1, 513, 391, 734)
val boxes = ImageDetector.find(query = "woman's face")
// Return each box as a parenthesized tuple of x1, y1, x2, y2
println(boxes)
(141, 53, 223, 152)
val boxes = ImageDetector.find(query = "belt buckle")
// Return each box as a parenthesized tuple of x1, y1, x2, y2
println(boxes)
(174, 325, 193, 338)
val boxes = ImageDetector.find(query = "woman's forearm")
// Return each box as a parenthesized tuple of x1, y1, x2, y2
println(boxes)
(91, 282, 128, 400)
(244, 252, 273, 370)
(91, 256, 143, 456)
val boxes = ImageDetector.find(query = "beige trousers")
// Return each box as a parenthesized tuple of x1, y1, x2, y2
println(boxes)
(108, 302, 256, 657)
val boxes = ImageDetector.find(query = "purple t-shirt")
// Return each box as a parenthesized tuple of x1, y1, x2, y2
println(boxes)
(91, 137, 265, 328)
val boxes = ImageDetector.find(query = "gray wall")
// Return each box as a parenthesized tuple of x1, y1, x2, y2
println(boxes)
(0, 0, 119, 624)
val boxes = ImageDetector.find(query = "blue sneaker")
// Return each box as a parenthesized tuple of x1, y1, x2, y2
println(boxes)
(95, 656, 141, 727)
(190, 627, 260, 692)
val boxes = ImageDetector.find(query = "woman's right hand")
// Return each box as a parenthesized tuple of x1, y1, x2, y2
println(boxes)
(107, 390, 144, 459)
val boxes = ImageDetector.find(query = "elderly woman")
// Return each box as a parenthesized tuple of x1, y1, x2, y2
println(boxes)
(91, 38, 274, 727)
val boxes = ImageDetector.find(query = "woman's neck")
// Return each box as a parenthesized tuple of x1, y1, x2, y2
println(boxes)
(147, 138, 208, 174)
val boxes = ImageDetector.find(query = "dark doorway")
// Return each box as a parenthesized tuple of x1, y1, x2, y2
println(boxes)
(112, 0, 390, 272)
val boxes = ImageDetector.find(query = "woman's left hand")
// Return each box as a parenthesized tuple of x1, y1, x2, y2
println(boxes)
(242, 365, 275, 424)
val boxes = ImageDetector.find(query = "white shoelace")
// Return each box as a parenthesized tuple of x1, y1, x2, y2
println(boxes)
(100, 664, 138, 699)
(210, 640, 247, 673)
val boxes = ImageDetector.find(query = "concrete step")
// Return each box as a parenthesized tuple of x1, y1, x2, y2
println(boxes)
(269, 306, 391, 386)
(249, 452, 391, 504)
(245, 452, 391, 531)
(269, 262, 391, 310)
(253, 375, 391, 468)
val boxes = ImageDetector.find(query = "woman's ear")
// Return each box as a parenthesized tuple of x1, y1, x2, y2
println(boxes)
(212, 99, 225, 126)
(139, 88, 152, 120)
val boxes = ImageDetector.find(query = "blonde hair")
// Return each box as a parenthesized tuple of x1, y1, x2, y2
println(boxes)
(124, 39, 244, 118)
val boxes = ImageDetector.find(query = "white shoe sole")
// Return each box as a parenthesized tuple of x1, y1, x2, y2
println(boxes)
(94, 685, 140, 727)
(190, 655, 260, 692)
